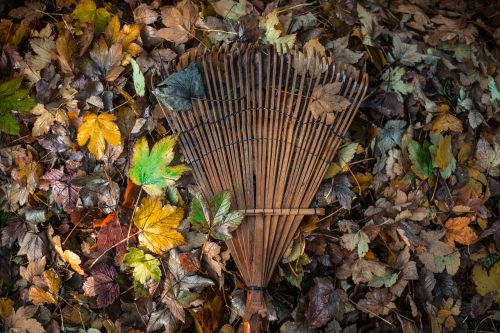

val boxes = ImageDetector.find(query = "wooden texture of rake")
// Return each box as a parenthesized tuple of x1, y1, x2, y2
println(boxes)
(156, 44, 368, 330)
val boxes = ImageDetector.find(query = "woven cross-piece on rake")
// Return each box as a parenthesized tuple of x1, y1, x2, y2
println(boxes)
(157, 44, 368, 324)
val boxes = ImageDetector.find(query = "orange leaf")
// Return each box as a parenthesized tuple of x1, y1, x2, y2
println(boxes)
(444, 217, 477, 246)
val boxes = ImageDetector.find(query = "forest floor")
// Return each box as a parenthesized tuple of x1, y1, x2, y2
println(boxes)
(0, 0, 499, 332)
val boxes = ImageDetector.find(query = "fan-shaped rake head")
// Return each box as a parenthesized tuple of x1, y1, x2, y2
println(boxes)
(154, 44, 368, 328)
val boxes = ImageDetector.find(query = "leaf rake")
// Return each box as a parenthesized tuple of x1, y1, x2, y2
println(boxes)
(154, 44, 368, 331)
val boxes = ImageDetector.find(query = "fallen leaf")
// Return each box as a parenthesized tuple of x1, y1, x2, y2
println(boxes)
(259, 10, 296, 50)
(309, 83, 352, 124)
(444, 217, 477, 246)
(134, 197, 185, 254)
(131, 59, 145, 97)
(437, 298, 460, 330)
(41, 169, 81, 213)
(4, 306, 45, 333)
(52, 234, 85, 275)
(432, 113, 463, 133)
(129, 136, 190, 196)
(435, 135, 456, 179)
(123, 247, 162, 283)
(341, 231, 370, 258)
(83, 263, 119, 308)
(212, 0, 247, 21)
(133, 4, 159, 25)
(153, 62, 205, 111)
(77, 112, 122, 160)
(304, 277, 344, 328)
(189, 191, 244, 240)
(157, 0, 198, 44)
(357, 288, 396, 316)
(97, 213, 130, 255)
(472, 261, 500, 302)
(475, 137, 500, 177)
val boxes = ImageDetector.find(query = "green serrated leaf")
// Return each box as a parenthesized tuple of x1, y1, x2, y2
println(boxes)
(129, 136, 190, 196)
(131, 59, 145, 97)
(123, 247, 162, 284)
(71, 0, 111, 33)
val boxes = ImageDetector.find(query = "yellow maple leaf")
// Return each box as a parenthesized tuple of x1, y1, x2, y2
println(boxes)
(134, 197, 185, 254)
(52, 235, 85, 275)
(444, 216, 477, 246)
(472, 261, 500, 303)
(77, 113, 121, 160)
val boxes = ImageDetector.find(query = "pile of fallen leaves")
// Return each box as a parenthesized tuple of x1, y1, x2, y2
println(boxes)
(0, 0, 499, 332)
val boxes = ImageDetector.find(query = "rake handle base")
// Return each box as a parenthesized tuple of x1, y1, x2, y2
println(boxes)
(243, 288, 266, 333)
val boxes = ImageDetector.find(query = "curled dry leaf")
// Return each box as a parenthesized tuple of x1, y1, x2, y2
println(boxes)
(52, 234, 85, 275)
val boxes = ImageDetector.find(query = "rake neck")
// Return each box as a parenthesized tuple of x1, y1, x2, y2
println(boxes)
(244, 288, 266, 332)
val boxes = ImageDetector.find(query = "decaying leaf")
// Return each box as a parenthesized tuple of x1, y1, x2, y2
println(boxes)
(52, 234, 85, 275)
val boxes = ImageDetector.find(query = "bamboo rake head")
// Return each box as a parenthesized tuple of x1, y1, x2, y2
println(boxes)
(156, 44, 368, 324)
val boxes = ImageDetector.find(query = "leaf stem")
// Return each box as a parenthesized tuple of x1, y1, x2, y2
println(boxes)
(127, 186, 143, 247)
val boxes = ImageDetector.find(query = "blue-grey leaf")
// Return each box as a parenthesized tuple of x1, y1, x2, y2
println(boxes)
(153, 62, 205, 111)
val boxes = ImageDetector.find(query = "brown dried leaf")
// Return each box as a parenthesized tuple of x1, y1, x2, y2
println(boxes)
(309, 83, 351, 125)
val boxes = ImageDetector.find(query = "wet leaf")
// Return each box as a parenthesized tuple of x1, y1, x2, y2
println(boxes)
(153, 62, 205, 112)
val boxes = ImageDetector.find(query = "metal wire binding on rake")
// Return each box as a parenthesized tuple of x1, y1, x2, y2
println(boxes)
(157, 43, 368, 330)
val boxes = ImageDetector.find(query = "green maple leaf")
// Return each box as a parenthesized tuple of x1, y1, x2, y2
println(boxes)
(129, 136, 190, 196)
(189, 191, 244, 240)
(123, 247, 161, 284)
(408, 140, 434, 180)
(0, 77, 36, 135)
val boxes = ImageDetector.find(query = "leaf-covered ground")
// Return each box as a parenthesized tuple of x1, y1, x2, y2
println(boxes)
(0, 0, 499, 332)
